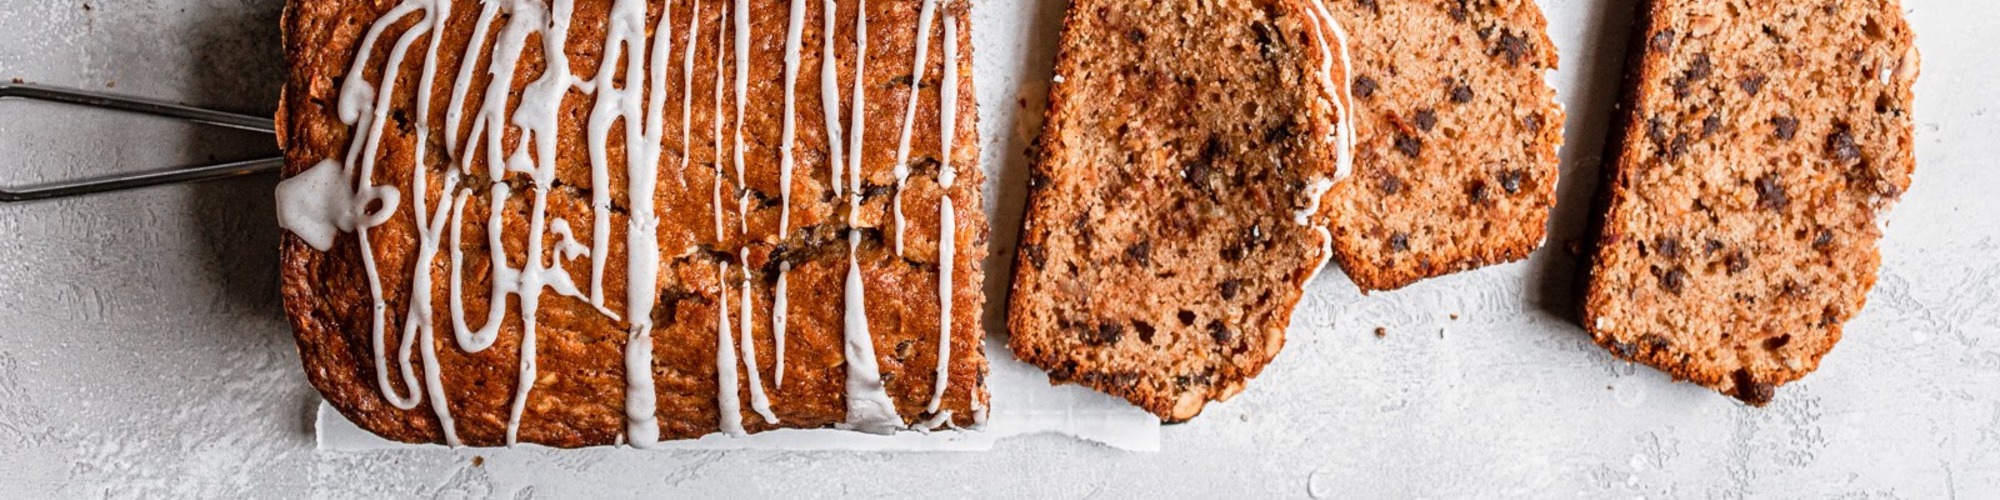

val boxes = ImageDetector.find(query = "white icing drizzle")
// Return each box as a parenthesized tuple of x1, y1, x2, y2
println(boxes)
(836, 0, 905, 435)
(274, 159, 359, 251)
(924, 14, 959, 416)
(738, 248, 778, 423)
(715, 262, 747, 436)
(929, 200, 954, 414)
(709, 0, 748, 437)
(729, 0, 777, 424)
(840, 232, 903, 435)
(583, 0, 674, 448)
(819, 0, 847, 197)
(683, 0, 702, 187)
(1299, 1, 1356, 180)
(774, 0, 807, 389)
(1296, 178, 1337, 281)
(887, 0, 939, 256)
(406, 0, 460, 445)
(1296, 1, 1359, 283)
(346, 0, 426, 417)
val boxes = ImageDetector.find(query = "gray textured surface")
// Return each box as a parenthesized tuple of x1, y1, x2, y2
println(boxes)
(1, 0, 1996, 497)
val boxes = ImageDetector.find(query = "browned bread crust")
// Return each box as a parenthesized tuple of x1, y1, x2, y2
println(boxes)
(1322, 0, 1565, 291)
(1582, 0, 1917, 405)
(1008, 0, 1348, 421)
(280, 0, 987, 447)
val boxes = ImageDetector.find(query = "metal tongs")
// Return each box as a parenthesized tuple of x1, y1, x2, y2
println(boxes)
(0, 83, 281, 202)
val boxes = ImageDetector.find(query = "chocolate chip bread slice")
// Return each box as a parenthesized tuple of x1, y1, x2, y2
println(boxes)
(1320, 0, 1565, 291)
(1583, 0, 1917, 405)
(1008, 0, 1351, 421)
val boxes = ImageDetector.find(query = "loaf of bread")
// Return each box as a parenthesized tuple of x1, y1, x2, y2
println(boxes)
(276, 0, 987, 447)
(1008, 0, 1353, 421)
(1583, 0, 1917, 405)
(1321, 0, 1565, 291)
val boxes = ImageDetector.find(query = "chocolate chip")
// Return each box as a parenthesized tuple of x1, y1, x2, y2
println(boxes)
(1414, 108, 1438, 132)
(1705, 239, 1725, 254)
(1828, 124, 1861, 162)
(1352, 75, 1378, 99)
(1183, 162, 1210, 190)
(1126, 28, 1146, 44)
(1812, 229, 1834, 249)
(1028, 172, 1051, 191)
(1264, 118, 1296, 145)
(1641, 333, 1673, 352)
(1221, 243, 1246, 262)
(1207, 320, 1232, 345)
(1450, 82, 1474, 103)
(1656, 236, 1684, 259)
(1687, 53, 1713, 82)
(1388, 232, 1410, 252)
(1467, 181, 1491, 204)
(1725, 252, 1751, 275)
(1524, 112, 1544, 132)
(1755, 173, 1789, 211)
(1649, 29, 1675, 53)
(1647, 117, 1672, 146)
(1125, 240, 1152, 266)
(1134, 321, 1157, 344)
(1772, 116, 1799, 140)
(1665, 133, 1691, 162)
(1739, 74, 1766, 95)
(1394, 134, 1423, 158)
(1497, 170, 1524, 194)
(1702, 114, 1722, 138)
(1494, 30, 1529, 66)
(1049, 360, 1078, 382)
(1763, 334, 1792, 351)
(1608, 339, 1638, 358)
(1219, 279, 1241, 300)
(1655, 265, 1687, 294)
(1377, 174, 1405, 195)
(1731, 370, 1775, 405)
(1249, 23, 1274, 60)
(1177, 310, 1197, 326)
(1022, 244, 1046, 269)
(1085, 322, 1124, 345)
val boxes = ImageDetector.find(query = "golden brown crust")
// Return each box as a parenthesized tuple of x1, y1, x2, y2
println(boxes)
(1322, 0, 1566, 292)
(1008, 0, 1344, 422)
(1582, 0, 1917, 405)
(281, 0, 988, 447)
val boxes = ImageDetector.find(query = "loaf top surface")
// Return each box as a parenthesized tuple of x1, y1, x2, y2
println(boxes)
(1583, 0, 1917, 405)
(278, 0, 988, 447)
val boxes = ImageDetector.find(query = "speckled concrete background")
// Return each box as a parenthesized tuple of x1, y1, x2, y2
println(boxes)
(1, 0, 1995, 497)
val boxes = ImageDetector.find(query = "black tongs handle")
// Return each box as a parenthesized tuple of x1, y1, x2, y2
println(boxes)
(0, 83, 281, 202)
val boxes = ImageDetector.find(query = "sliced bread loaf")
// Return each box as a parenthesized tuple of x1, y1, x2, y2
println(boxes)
(1321, 0, 1565, 291)
(1008, 0, 1352, 421)
(1583, 0, 1917, 405)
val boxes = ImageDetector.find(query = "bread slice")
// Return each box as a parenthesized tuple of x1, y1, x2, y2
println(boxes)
(279, 0, 988, 446)
(1008, 0, 1351, 421)
(1583, 0, 1917, 405)
(1320, 0, 1565, 291)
